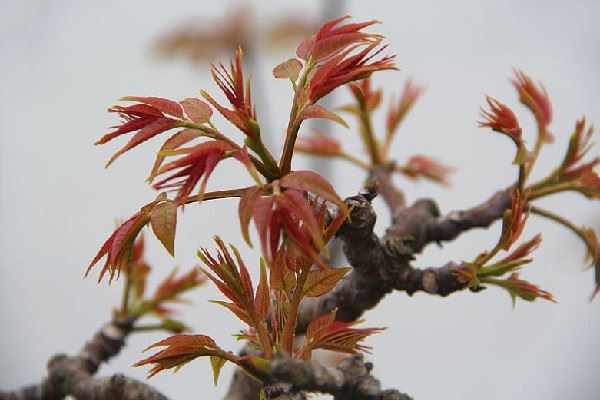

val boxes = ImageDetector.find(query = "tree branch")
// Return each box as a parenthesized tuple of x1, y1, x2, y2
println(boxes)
(387, 188, 513, 252)
(267, 354, 412, 400)
(0, 317, 169, 400)
(296, 190, 473, 333)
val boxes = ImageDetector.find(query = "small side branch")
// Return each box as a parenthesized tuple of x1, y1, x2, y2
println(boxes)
(386, 188, 513, 252)
(0, 317, 169, 400)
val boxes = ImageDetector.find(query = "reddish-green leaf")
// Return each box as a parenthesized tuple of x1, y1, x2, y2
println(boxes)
(180, 98, 213, 124)
(153, 140, 232, 203)
(229, 244, 256, 308)
(87, 212, 150, 283)
(273, 58, 303, 82)
(106, 118, 179, 167)
(301, 310, 384, 358)
(255, 259, 270, 319)
(134, 334, 224, 378)
(504, 273, 556, 307)
(511, 69, 552, 127)
(295, 134, 343, 157)
(198, 237, 265, 330)
(152, 268, 205, 307)
(145, 333, 218, 351)
(303, 267, 351, 297)
(270, 253, 297, 294)
(299, 104, 349, 128)
(306, 310, 335, 339)
(400, 155, 455, 186)
(210, 300, 252, 326)
(148, 129, 202, 182)
(150, 200, 177, 256)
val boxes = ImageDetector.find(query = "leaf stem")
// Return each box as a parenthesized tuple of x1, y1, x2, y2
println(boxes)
(182, 186, 254, 206)
(357, 103, 382, 166)
(254, 317, 274, 359)
(120, 267, 132, 316)
(522, 126, 547, 183)
(528, 181, 578, 200)
(246, 136, 280, 179)
(530, 205, 595, 258)
(279, 61, 315, 175)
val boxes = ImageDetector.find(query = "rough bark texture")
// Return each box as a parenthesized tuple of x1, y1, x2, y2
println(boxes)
(387, 188, 513, 252)
(0, 318, 169, 400)
(268, 354, 412, 400)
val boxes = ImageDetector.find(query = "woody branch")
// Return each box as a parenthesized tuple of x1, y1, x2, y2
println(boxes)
(0, 317, 169, 400)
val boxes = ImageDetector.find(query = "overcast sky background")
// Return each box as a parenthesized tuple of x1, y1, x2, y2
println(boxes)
(1, 1, 600, 399)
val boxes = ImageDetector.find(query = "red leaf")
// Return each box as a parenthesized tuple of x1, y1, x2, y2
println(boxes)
(152, 268, 206, 310)
(254, 260, 270, 319)
(302, 310, 384, 358)
(86, 212, 150, 283)
(400, 155, 456, 186)
(202, 49, 259, 139)
(499, 234, 542, 264)
(252, 195, 277, 262)
(299, 104, 349, 128)
(148, 129, 202, 182)
(385, 78, 424, 136)
(270, 253, 297, 294)
(210, 300, 252, 326)
(134, 334, 224, 378)
(275, 189, 325, 253)
(308, 42, 397, 102)
(121, 96, 184, 118)
(229, 244, 255, 309)
(296, 16, 380, 61)
(478, 96, 522, 143)
(280, 170, 348, 216)
(153, 140, 232, 203)
(511, 69, 552, 127)
(105, 118, 179, 167)
(295, 134, 342, 156)
(198, 237, 262, 328)
(504, 273, 556, 305)
(180, 98, 213, 124)
(96, 114, 156, 145)
(238, 186, 265, 246)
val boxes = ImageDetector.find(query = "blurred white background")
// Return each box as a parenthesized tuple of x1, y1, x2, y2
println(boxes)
(1, 0, 599, 399)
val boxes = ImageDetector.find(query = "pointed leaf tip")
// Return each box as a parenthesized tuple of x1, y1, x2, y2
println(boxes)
(210, 355, 227, 385)
(151, 200, 178, 256)
(300, 104, 349, 128)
